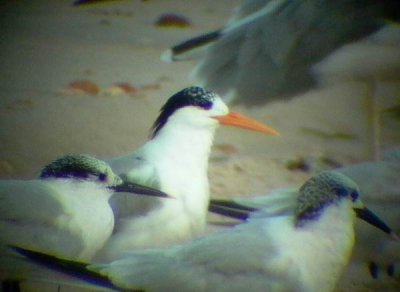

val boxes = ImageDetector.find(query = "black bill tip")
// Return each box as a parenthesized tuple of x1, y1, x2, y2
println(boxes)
(109, 181, 170, 198)
(354, 207, 397, 238)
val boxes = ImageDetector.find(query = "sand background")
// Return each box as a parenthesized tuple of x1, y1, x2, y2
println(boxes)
(1, 0, 400, 291)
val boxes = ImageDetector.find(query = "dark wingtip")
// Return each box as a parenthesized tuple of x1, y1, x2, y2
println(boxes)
(11, 246, 116, 289)
(208, 205, 250, 221)
(73, 0, 119, 6)
(208, 199, 256, 221)
(170, 30, 222, 58)
(210, 199, 257, 212)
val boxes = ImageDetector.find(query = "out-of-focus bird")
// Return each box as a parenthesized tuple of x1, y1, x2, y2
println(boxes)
(0, 154, 168, 289)
(338, 150, 400, 283)
(13, 171, 396, 292)
(210, 151, 400, 286)
(96, 86, 279, 261)
(163, 0, 400, 105)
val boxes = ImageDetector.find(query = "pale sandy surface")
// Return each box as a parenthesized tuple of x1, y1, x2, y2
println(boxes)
(1, 0, 400, 291)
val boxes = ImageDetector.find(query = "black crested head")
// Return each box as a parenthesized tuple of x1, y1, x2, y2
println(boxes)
(39, 154, 110, 182)
(151, 86, 217, 138)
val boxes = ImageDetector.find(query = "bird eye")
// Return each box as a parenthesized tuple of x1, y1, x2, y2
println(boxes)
(98, 173, 107, 182)
(350, 191, 359, 201)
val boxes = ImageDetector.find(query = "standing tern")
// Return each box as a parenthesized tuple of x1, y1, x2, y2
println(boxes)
(96, 86, 279, 261)
(0, 154, 167, 288)
(13, 171, 396, 292)
(162, 0, 400, 105)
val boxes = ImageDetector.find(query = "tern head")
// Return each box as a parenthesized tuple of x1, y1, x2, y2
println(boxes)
(295, 171, 394, 236)
(40, 154, 169, 198)
(40, 154, 122, 186)
(150, 86, 279, 138)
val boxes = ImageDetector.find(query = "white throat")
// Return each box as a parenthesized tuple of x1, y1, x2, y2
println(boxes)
(291, 201, 355, 291)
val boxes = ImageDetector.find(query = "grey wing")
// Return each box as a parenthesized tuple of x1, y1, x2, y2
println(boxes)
(194, 0, 300, 103)
(195, 0, 396, 105)
(234, 188, 298, 218)
(107, 152, 160, 186)
(0, 180, 64, 227)
(229, 0, 276, 22)
(0, 180, 85, 256)
(96, 224, 296, 291)
(209, 188, 297, 221)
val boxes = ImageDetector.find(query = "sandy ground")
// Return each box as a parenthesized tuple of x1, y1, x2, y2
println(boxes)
(1, 0, 400, 291)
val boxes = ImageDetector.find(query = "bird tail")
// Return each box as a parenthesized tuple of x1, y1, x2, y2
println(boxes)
(10, 246, 117, 290)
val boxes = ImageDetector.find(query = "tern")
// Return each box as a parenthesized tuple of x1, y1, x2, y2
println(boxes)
(162, 0, 400, 105)
(210, 153, 400, 286)
(13, 171, 396, 292)
(96, 86, 279, 261)
(339, 152, 400, 282)
(0, 154, 167, 288)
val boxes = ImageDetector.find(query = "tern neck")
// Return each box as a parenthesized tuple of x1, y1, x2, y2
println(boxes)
(149, 119, 217, 169)
(144, 118, 216, 212)
(292, 201, 355, 291)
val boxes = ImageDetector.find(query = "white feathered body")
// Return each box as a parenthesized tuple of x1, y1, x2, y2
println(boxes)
(0, 178, 114, 280)
(93, 200, 355, 292)
(97, 108, 218, 261)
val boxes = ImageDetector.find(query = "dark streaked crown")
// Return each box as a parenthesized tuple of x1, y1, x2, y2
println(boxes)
(295, 171, 359, 226)
(151, 86, 217, 138)
(40, 154, 112, 183)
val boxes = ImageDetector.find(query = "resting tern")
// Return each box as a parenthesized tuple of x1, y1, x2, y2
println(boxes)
(13, 171, 396, 292)
(162, 0, 400, 105)
(210, 154, 400, 286)
(339, 152, 400, 283)
(0, 154, 167, 287)
(96, 86, 279, 261)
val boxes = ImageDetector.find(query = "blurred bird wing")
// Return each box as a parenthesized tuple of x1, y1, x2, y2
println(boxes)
(0, 180, 88, 257)
(0, 180, 65, 226)
(234, 188, 298, 218)
(193, 0, 308, 99)
(228, 0, 299, 66)
(228, 0, 277, 23)
(107, 151, 160, 187)
(107, 152, 164, 221)
(209, 188, 297, 222)
(90, 217, 299, 291)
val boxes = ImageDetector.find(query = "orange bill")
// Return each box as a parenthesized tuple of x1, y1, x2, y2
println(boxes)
(214, 112, 279, 136)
